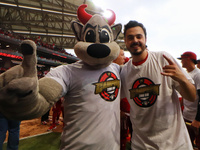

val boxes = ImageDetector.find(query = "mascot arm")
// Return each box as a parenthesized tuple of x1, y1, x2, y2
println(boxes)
(0, 40, 63, 120)
(38, 77, 63, 110)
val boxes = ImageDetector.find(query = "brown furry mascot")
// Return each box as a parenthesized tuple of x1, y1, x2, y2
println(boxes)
(0, 4, 122, 150)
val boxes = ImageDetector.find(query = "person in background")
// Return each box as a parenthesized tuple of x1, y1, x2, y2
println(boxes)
(120, 20, 196, 150)
(0, 70, 21, 150)
(47, 97, 64, 131)
(0, 111, 21, 150)
(113, 49, 126, 65)
(197, 59, 200, 69)
(120, 97, 131, 150)
(178, 51, 200, 149)
(38, 69, 50, 125)
(113, 48, 131, 150)
(41, 110, 50, 125)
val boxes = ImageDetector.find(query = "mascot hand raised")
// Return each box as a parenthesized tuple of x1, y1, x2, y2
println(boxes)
(0, 40, 63, 120)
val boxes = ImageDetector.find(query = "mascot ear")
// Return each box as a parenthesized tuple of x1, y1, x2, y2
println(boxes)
(71, 21, 83, 41)
(111, 23, 122, 41)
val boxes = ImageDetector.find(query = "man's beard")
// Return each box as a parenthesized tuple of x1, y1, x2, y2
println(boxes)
(131, 49, 145, 55)
(129, 42, 146, 56)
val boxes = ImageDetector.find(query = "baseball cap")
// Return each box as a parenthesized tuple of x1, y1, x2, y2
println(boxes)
(177, 51, 197, 64)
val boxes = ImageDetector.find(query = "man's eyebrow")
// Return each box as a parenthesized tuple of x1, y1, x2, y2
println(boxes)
(127, 34, 142, 37)
(84, 24, 97, 33)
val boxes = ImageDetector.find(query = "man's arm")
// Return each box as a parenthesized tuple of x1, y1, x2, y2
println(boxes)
(178, 77, 196, 102)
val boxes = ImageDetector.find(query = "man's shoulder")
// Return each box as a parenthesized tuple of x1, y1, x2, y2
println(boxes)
(120, 60, 131, 73)
(149, 50, 170, 56)
(149, 51, 174, 62)
(193, 68, 200, 77)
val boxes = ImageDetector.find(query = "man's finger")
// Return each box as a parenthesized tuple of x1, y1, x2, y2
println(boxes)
(20, 40, 37, 77)
(161, 72, 172, 77)
(163, 54, 174, 65)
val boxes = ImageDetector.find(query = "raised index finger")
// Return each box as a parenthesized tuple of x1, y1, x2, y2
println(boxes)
(163, 54, 174, 65)
(20, 40, 37, 77)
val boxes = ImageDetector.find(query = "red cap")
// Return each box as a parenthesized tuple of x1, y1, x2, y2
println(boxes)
(177, 51, 197, 64)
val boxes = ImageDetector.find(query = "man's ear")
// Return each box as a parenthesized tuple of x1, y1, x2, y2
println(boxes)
(111, 23, 122, 41)
(71, 21, 83, 41)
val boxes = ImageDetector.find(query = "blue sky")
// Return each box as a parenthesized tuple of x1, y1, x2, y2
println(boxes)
(66, 0, 200, 63)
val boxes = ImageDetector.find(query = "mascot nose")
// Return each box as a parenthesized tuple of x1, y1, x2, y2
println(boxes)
(87, 44, 111, 58)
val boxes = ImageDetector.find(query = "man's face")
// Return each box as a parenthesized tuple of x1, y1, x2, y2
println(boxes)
(124, 26, 146, 56)
(181, 57, 188, 68)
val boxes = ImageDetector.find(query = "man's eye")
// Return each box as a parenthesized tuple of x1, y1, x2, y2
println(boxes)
(136, 35, 142, 39)
(85, 30, 95, 42)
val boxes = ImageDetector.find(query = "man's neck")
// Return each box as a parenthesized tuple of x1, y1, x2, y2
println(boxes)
(132, 49, 148, 64)
(187, 65, 196, 72)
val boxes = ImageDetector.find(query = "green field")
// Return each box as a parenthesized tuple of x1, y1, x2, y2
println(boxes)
(3, 132, 131, 150)
(3, 132, 61, 150)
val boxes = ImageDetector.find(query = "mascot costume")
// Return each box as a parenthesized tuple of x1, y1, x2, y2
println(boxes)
(0, 4, 122, 150)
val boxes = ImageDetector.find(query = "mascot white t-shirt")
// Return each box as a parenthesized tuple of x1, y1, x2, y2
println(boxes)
(46, 61, 120, 150)
(121, 51, 193, 150)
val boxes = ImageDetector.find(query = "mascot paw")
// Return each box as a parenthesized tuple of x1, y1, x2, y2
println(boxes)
(0, 39, 38, 104)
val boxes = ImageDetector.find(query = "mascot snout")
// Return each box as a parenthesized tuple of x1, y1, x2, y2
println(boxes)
(87, 44, 110, 58)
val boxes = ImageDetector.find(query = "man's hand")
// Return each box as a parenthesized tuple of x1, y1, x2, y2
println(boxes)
(161, 54, 196, 102)
(192, 120, 200, 129)
(161, 55, 185, 82)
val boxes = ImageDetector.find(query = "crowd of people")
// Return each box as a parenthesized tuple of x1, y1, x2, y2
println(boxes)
(0, 28, 75, 57)
(0, 28, 77, 72)
(1, 18, 200, 150)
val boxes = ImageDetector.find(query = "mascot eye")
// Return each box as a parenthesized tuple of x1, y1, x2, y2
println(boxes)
(85, 30, 95, 42)
(99, 29, 111, 43)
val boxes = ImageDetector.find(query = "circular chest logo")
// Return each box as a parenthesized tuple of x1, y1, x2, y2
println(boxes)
(129, 78, 160, 107)
(93, 71, 120, 102)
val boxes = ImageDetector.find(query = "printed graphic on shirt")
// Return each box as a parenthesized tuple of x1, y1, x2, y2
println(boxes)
(129, 77, 160, 107)
(93, 71, 120, 101)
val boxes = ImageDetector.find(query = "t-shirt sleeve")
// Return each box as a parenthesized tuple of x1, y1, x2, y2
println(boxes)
(194, 73, 200, 90)
(46, 65, 70, 96)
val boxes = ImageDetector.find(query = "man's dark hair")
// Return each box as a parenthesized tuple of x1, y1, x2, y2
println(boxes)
(192, 59, 197, 64)
(124, 20, 147, 37)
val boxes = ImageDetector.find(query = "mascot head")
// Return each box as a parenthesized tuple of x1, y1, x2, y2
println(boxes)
(71, 4, 122, 68)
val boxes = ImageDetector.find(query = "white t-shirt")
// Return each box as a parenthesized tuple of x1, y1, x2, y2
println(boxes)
(120, 51, 193, 150)
(46, 61, 121, 150)
(183, 67, 200, 121)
